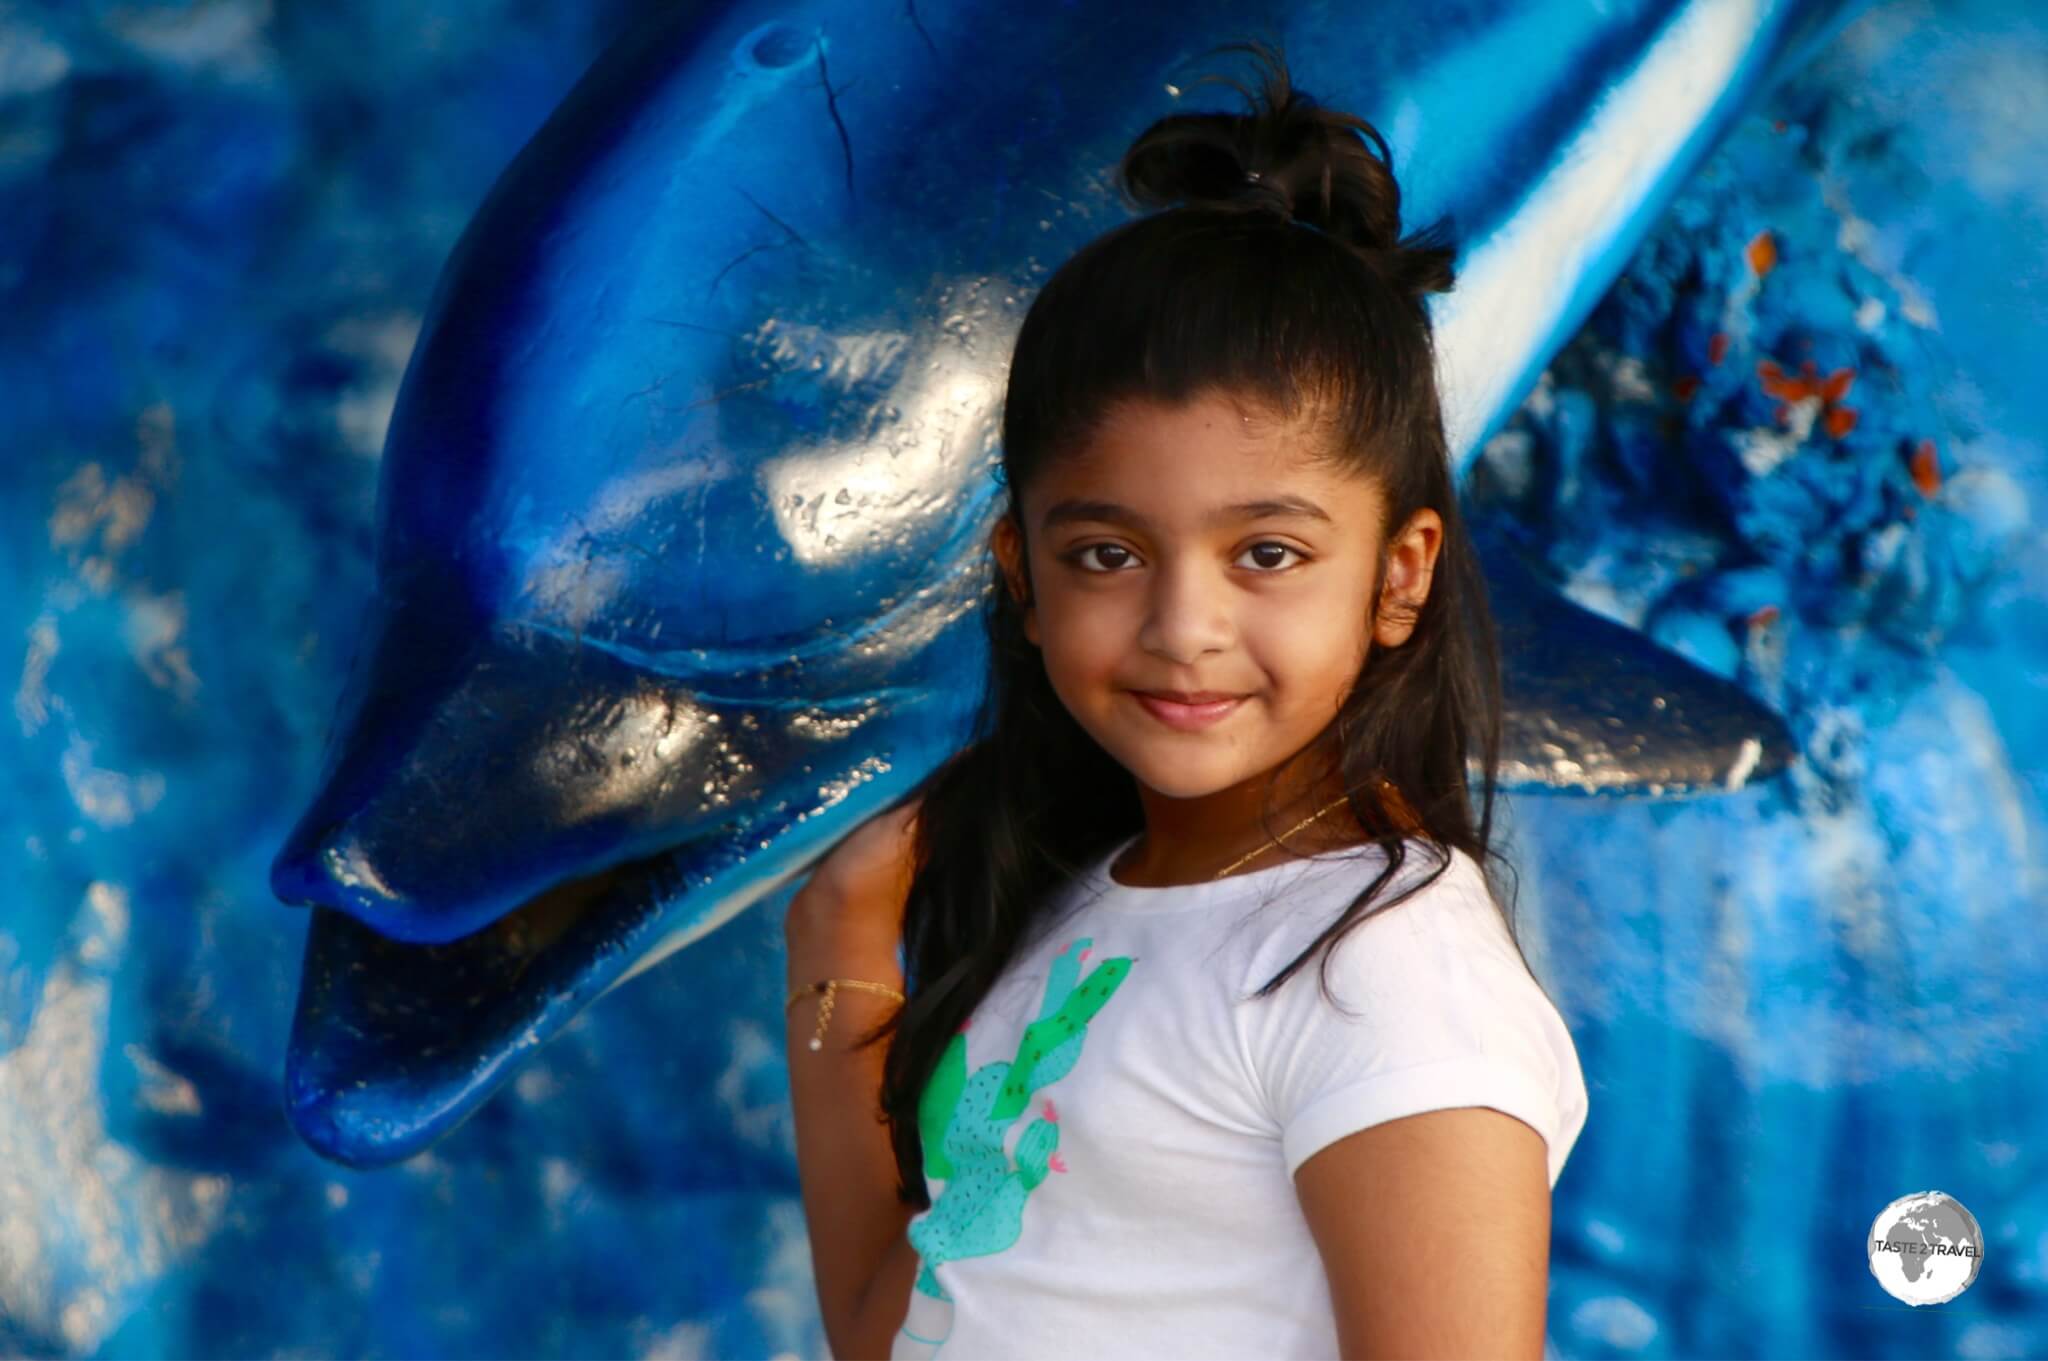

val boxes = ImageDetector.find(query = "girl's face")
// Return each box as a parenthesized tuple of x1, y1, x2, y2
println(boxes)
(992, 391, 1442, 808)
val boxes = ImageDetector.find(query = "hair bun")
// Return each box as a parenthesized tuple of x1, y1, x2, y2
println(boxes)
(1118, 41, 1456, 300)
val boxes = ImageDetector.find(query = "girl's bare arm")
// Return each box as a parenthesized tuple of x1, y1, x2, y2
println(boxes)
(1294, 1107, 1551, 1359)
(784, 904, 913, 1358)
(783, 799, 924, 1358)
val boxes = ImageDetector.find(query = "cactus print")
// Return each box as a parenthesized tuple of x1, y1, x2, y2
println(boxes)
(893, 936, 1132, 1358)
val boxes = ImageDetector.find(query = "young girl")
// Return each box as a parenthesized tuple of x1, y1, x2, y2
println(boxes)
(783, 42, 1589, 1360)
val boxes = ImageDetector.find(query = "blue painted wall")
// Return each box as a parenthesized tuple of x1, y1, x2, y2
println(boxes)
(0, 2, 2041, 1357)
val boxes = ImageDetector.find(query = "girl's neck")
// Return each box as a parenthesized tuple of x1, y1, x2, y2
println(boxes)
(1115, 755, 1419, 888)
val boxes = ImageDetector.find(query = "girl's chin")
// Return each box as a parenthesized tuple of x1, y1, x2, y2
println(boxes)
(1114, 752, 1261, 802)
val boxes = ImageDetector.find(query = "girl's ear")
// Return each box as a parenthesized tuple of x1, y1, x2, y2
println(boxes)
(1373, 508, 1444, 649)
(990, 512, 1041, 646)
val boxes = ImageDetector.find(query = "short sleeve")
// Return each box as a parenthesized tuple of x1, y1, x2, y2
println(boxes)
(1239, 862, 1589, 1188)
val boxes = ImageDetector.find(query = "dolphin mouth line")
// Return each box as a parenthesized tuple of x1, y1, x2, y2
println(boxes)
(454, 851, 647, 974)
(287, 828, 712, 1166)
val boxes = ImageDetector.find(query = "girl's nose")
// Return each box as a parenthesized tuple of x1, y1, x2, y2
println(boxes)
(1136, 557, 1233, 664)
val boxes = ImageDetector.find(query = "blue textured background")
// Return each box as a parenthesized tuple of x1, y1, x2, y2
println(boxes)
(1, 2, 2042, 1357)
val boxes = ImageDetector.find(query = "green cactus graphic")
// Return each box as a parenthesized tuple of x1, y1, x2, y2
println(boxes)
(894, 936, 1132, 1356)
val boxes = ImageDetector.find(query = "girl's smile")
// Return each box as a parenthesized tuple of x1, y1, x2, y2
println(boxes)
(1129, 689, 1247, 731)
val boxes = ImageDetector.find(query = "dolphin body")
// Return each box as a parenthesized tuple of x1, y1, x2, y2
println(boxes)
(270, 0, 1858, 1166)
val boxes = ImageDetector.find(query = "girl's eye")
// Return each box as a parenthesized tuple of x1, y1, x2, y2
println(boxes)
(1071, 543, 1138, 573)
(1237, 541, 1305, 571)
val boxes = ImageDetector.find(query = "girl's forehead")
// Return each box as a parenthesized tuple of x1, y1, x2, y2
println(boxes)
(1021, 394, 1376, 523)
(1091, 390, 1304, 447)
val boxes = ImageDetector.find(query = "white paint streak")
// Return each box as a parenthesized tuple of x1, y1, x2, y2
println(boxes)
(1724, 736, 1764, 791)
(1437, 0, 1768, 468)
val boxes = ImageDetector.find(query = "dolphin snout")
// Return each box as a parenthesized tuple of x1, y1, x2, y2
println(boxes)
(271, 618, 768, 946)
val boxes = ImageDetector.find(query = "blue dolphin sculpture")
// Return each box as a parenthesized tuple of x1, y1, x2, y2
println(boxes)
(270, 0, 1857, 1166)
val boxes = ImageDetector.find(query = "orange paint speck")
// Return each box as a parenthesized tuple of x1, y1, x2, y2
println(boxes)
(1758, 359, 1814, 402)
(1910, 439, 1942, 496)
(1824, 406, 1859, 439)
(1747, 231, 1778, 276)
(1708, 332, 1730, 367)
(1748, 605, 1781, 629)
(1821, 368, 1855, 403)
(1673, 375, 1700, 401)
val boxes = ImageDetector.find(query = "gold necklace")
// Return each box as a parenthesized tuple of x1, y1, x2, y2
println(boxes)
(1209, 794, 1356, 880)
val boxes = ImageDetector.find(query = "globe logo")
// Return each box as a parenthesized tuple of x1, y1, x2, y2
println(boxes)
(1867, 1191, 1985, 1305)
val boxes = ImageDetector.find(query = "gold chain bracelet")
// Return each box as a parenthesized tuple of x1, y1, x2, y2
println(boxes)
(785, 978, 906, 1052)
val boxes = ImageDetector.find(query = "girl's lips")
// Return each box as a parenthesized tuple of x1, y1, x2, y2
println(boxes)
(1131, 690, 1246, 731)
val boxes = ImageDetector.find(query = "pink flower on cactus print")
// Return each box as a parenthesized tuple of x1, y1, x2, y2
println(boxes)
(1047, 1152, 1069, 1174)
(1042, 1097, 1059, 1123)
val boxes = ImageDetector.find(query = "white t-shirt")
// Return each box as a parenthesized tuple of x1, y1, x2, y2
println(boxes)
(889, 832, 1589, 1361)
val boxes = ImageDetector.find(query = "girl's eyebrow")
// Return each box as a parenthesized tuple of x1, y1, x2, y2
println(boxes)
(1039, 495, 1333, 530)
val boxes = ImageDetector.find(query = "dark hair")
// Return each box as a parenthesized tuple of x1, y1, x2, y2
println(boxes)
(858, 40, 1522, 1210)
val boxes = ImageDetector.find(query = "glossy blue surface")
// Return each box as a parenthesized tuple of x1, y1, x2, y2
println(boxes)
(1, 0, 2043, 1357)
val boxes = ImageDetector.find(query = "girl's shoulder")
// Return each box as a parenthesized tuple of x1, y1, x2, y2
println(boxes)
(1224, 837, 1541, 1023)
(1231, 841, 1588, 1186)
